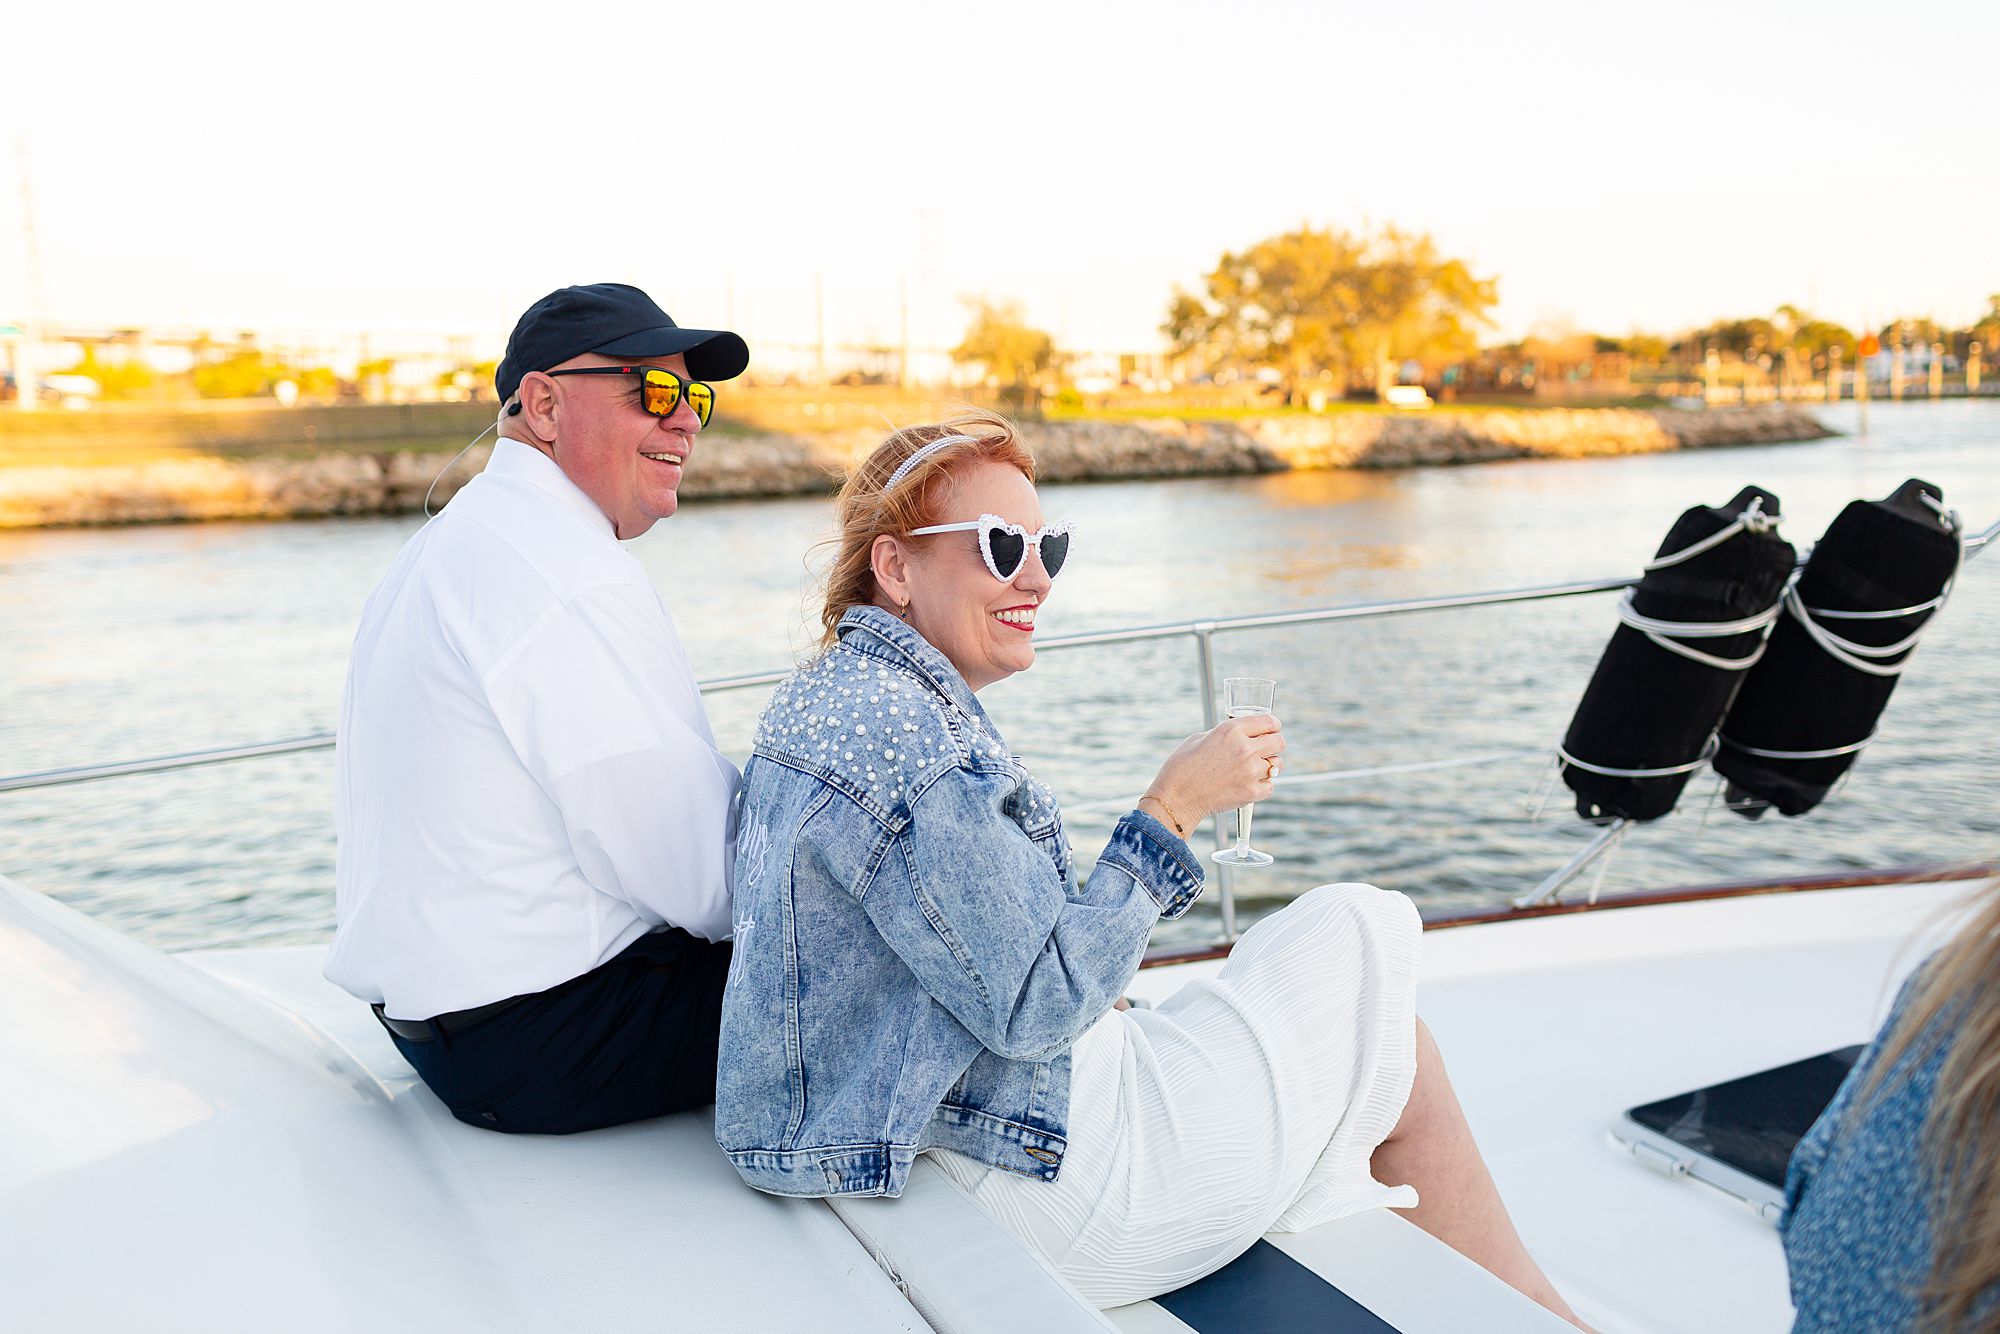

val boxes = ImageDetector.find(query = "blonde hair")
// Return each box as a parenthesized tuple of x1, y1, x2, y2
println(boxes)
(1852, 873, 2000, 1333)
(816, 409, 1035, 648)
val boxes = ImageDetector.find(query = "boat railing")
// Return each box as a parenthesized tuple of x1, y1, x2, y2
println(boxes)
(4, 516, 1994, 944)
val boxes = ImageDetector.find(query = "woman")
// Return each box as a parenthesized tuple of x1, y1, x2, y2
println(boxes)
(715, 413, 1584, 1325)
(1783, 875, 2000, 1332)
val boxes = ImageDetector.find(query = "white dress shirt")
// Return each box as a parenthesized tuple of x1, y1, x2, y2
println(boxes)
(324, 438, 739, 1020)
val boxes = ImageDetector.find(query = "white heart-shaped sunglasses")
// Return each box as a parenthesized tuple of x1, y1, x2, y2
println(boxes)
(908, 514, 1074, 583)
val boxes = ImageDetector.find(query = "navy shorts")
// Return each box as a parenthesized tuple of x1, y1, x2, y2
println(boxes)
(387, 928, 733, 1134)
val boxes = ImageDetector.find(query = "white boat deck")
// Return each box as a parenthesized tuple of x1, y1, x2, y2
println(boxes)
(0, 878, 925, 1334)
(3, 871, 1979, 1331)
(1124, 876, 1976, 1333)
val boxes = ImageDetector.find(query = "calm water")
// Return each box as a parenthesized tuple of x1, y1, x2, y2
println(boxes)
(2, 401, 1995, 953)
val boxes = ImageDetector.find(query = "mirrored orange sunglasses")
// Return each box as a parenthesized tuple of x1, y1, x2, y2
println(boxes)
(543, 365, 714, 426)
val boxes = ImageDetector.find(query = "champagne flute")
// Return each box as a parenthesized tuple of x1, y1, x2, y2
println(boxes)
(1212, 677, 1277, 867)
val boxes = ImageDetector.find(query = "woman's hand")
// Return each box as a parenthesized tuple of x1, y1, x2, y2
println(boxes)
(1143, 713, 1285, 834)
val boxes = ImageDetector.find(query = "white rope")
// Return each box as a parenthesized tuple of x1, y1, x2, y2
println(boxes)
(1643, 496, 1780, 571)
(1559, 504, 1783, 781)
(1616, 499, 1787, 671)
(1615, 588, 1782, 672)
(1556, 735, 1720, 780)
(1783, 587, 1925, 674)
(1719, 733, 1877, 761)
(1780, 515, 1965, 679)
(1714, 496, 1960, 758)
(1812, 594, 1948, 620)
(1615, 594, 1784, 640)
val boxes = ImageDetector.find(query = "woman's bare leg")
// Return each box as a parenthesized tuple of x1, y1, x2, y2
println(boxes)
(1370, 1018, 1591, 1331)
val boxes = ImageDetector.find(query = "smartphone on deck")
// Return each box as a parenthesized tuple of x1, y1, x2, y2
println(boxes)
(1608, 1046, 1865, 1225)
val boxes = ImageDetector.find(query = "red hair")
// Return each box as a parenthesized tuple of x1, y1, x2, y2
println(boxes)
(816, 410, 1034, 648)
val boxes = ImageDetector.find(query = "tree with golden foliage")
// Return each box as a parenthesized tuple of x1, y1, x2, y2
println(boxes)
(1166, 224, 1497, 401)
(952, 299, 1056, 389)
(1350, 226, 1497, 399)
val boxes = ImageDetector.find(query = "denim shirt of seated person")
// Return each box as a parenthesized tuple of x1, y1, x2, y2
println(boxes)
(1781, 963, 1999, 1332)
(715, 605, 1205, 1199)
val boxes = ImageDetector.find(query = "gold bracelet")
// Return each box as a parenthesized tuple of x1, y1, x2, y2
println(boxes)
(1142, 792, 1188, 840)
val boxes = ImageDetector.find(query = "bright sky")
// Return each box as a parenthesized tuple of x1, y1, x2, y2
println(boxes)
(4, 0, 1995, 358)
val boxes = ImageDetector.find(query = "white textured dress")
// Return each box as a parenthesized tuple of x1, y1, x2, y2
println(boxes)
(933, 880, 1423, 1308)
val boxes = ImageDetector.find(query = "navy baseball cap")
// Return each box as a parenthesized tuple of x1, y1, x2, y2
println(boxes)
(495, 283, 749, 402)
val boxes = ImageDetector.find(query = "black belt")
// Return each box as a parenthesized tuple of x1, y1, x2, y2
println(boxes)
(373, 993, 531, 1044)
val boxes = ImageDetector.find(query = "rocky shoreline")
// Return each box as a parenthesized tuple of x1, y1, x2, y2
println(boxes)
(0, 406, 1833, 529)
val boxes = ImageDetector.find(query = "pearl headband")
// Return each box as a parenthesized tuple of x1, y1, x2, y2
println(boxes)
(882, 434, 979, 492)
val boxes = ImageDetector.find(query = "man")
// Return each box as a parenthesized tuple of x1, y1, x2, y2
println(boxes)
(324, 283, 748, 1133)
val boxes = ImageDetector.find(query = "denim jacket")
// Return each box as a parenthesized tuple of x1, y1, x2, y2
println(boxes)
(714, 606, 1205, 1198)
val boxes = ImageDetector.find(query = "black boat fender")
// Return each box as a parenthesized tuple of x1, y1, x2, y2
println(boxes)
(1714, 478, 1962, 819)
(1558, 486, 1796, 822)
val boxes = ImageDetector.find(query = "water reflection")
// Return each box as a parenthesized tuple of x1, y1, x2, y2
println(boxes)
(1244, 468, 1401, 510)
